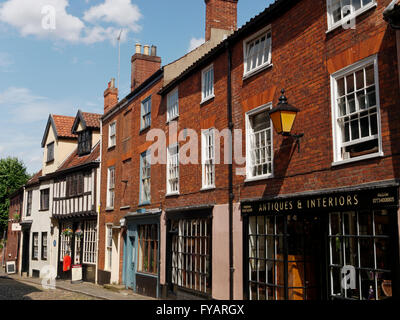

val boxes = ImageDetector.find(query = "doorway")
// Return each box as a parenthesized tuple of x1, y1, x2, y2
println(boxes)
(110, 229, 120, 284)
(21, 230, 30, 274)
(125, 236, 136, 289)
(247, 213, 327, 300)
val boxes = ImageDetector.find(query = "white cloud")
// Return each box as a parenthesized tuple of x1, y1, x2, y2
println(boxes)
(0, 0, 84, 42)
(0, 0, 141, 44)
(83, 0, 142, 32)
(188, 37, 205, 52)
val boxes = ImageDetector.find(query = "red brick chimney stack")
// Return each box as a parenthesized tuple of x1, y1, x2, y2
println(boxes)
(131, 43, 161, 92)
(104, 78, 118, 114)
(205, 0, 238, 42)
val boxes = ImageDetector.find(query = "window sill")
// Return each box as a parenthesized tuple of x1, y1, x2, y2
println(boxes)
(200, 95, 215, 105)
(105, 207, 114, 212)
(46, 159, 54, 164)
(120, 206, 130, 210)
(326, 2, 377, 34)
(138, 201, 151, 207)
(166, 115, 179, 124)
(136, 271, 158, 278)
(107, 145, 116, 151)
(201, 186, 216, 191)
(139, 126, 151, 134)
(243, 63, 273, 81)
(244, 174, 273, 183)
(166, 192, 180, 197)
(332, 151, 383, 167)
(39, 209, 49, 212)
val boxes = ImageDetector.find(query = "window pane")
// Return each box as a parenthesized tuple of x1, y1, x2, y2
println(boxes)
(346, 74, 354, 94)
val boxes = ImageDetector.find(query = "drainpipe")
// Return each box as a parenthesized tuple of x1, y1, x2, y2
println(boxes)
(226, 40, 234, 300)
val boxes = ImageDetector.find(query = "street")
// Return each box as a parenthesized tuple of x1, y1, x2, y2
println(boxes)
(0, 276, 98, 300)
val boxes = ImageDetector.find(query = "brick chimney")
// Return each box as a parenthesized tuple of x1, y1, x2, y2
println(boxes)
(131, 43, 161, 92)
(104, 78, 118, 114)
(205, 0, 238, 41)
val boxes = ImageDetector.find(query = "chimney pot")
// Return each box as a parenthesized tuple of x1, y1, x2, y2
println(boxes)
(143, 45, 150, 55)
(135, 43, 142, 54)
(151, 45, 157, 57)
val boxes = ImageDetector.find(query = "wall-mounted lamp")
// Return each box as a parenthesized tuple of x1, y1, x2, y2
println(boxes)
(268, 89, 304, 152)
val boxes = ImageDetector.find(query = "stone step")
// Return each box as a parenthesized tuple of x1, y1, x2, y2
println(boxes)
(103, 284, 126, 292)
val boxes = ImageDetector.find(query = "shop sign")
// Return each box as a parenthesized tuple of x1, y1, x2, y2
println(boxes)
(11, 223, 21, 231)
(241, 187, 398, 215)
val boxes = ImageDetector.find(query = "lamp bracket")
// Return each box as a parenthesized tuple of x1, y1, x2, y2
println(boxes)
(280, 132, 304, 153)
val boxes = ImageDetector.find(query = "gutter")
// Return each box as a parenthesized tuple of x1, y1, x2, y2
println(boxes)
(226, 40, 234, 301)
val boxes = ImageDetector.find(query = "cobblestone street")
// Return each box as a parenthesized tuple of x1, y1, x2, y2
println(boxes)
(0, 276, 98, 300)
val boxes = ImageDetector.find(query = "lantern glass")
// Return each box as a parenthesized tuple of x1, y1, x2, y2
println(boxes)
(269, 111, 283, 134)
(281, 110, 297, 134)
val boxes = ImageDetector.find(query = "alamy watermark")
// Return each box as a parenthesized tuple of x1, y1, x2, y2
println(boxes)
(41, 5, 56, 30)
(40, 265, 57, 290)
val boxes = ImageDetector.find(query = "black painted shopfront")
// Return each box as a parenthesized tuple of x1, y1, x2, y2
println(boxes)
(241, 183, 400, 300)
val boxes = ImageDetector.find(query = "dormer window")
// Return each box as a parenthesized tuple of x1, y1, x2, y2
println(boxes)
(78, 130, 92, 156)
(47, 142, 54, 163)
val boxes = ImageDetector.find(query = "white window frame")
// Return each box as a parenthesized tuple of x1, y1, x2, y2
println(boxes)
(140, 151, 151, 204)
(245, 103, 274, 182)
(201, 128, 216, 189)
(243, 26, 272, 79)
(105, 224, 113, 271)
(326, 0, 377, 32)
(167, 88, 179, 122)
(201, 64, 214, 103)
(166, 144, 180, 195)
(106, 167, 115, 209)
(330, 55, 383, 166)
(141, 96, 152, 130)
(108, 121, 116, 148)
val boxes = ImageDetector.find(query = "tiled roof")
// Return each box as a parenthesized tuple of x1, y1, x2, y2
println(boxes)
(52, 115, 77, 139)
(57, 143, 100, 172)
(81, 112, 101, 129)
(26, 170, 42, 186)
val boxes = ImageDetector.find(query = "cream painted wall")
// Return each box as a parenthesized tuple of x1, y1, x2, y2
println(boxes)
(42, 125, 77, 176)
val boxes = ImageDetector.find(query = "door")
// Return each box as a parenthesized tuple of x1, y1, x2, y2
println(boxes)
(285, 214, 326, 300)
(126, 236, 136, 289)
(21, 230, 30, 273)
(110, 229, 120, 284)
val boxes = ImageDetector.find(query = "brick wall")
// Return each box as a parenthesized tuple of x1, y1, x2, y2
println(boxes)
(205, 0, 238, 41)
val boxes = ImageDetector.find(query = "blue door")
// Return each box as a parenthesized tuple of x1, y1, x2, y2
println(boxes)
(126, 236, 136, 289)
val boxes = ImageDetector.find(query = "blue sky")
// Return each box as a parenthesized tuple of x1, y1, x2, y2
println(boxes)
(0, 0, 274, 174)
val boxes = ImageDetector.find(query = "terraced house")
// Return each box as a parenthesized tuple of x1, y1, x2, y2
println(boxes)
(18, 111, 101, 283)
(98, 0, 400, 301)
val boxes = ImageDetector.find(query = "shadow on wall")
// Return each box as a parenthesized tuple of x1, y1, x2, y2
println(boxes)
(0, 277, 42, 300)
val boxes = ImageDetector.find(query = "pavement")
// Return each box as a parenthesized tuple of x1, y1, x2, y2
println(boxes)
(0, 267, 154, 300)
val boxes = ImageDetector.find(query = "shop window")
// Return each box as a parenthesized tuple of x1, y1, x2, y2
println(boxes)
(60, 222, 72, 260)
(171, 218, 211, 295)
(83, 221, 97, 264)
(331, 55, 382, 164)
(137, 224, 159, 274)
(329, 210, 392, 300)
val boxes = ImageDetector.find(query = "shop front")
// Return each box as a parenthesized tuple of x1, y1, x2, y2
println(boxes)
(57, 217, 97, 283)
(241, 183, 400, 301)
(164, 206, 213, 300)
(123, 210, 161, 298)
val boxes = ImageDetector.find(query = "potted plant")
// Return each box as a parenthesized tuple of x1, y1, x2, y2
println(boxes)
(13, 213, 20, 222)
(75, 229, 83, 239)
(62, 228, 73, 238)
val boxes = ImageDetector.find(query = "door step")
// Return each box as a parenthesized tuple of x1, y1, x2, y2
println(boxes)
(103, 284, 126, 292)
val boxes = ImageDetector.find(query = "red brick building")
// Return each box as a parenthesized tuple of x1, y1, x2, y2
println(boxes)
(4, 188, 23, 273)
(99, 0, 400, 300)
